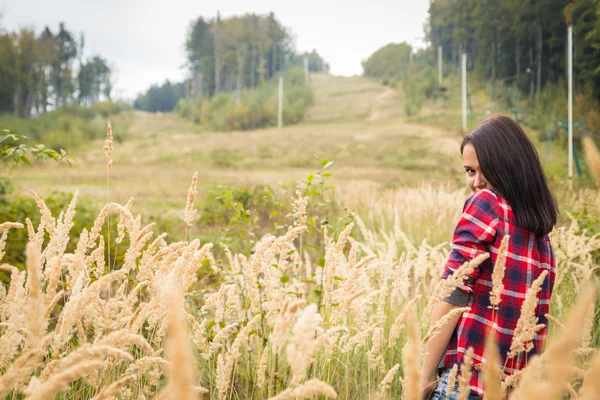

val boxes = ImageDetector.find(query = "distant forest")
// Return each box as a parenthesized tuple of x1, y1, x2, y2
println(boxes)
(134, 12, 327, 113)
(427, 0, 600, 100)
(0, 23, 112, 117)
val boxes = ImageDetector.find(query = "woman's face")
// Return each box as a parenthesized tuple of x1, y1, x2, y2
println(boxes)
(462, 143, 493, 193)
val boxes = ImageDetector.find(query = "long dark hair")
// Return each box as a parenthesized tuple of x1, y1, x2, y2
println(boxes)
(461, 114, 558, 237)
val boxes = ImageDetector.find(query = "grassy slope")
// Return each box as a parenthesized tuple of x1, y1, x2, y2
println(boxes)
(8, 74, 466, 216)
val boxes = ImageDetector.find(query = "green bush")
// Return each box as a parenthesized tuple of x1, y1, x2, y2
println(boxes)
(402, 65, 437, 116)
(175, 67, 313, 131)
(0, 102, 130, 152)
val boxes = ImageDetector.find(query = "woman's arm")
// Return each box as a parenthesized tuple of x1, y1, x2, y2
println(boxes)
(420, 299, 464, 398)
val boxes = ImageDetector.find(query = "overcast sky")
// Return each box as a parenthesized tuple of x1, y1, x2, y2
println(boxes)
(0, 0, 430, 100)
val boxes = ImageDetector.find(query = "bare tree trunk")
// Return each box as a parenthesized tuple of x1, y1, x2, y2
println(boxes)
(536, 25, 542, 96)
(13, 84, 20, 116)
(491, 41, 496, 81)
(250, 45, 256, 88)
(214, 27, 222, 95)
(24, 91, 32, 118)
(191, 70, 203, 98)
(226, 69, 234, 92)
(258, 45, 265, 86)
(516, 37, 521, 87)
(529, 44, 535, 98)
(236, 46, 243, 107)
(497, 40, 502, 78)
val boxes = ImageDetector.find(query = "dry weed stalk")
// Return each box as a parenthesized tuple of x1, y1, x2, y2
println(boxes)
(377, 363, 400, 396)
(489, 235, 509, 310)
(457, 347, 474, 400)
(438, 253, 490, 299)
(401, 307, 421, 400)
(91, 374, 136, 400)
(422, 306, 470, 344)
(28, 360, 105, 400)
(482, 332, 504, 400)
(508, 270, 548, 359)
(582, 137, 600, 184)
(267, 378, 337, 399)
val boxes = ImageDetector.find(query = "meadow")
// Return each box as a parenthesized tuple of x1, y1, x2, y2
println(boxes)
(1, 73, 599, 399)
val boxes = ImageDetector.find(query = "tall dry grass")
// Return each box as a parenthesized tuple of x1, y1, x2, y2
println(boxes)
(0, 125, 599, 399)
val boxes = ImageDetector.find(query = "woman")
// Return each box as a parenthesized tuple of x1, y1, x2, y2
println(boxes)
(421, 114, 558, 399)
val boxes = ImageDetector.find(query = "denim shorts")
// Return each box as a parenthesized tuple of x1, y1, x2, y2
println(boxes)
(430, 368, 482, 400)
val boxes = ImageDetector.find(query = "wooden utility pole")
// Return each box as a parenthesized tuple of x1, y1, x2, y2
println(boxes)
(568, 23, 573, 189)
(278, 76, 284, 129)
(462, 53, 467, 132)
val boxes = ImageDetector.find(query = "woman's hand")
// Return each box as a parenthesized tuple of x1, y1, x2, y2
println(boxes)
(420, 375, 438, 399)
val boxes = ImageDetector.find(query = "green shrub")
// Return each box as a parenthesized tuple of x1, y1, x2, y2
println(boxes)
(402, 65, 437, 116)
(0, 102, 129, 152)
(175, 67, 313, 131)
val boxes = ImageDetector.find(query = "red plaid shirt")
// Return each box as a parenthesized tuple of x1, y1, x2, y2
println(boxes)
(440, 189, 555, 396)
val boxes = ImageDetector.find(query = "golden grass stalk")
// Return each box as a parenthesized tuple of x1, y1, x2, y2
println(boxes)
(582, 136, 600, 185)
(88, 204, 110, 248)
(28, 360, 104, 400)
(580, 351, 600, 400)
(482, 332, 503, 400)
(219, 314, 261, 397)
(292, 190, 309, 226)
(438, 253, 490, 299)
(367, 327, 383, 370)
(40, 344, 133, 381)
(25, 242, 44, 348)
(184, 171, 198, 227)
(0, 348, 45, 397)
(401, 307, 421, 400)
(0, 222, 24, 233)
(544, 313, 564, 329)
(580, 302, 595, 349)
(160, 280, 196, 400)
(489, 234, 509, 309)
(422, 306, 470, 344)
(287, 304, 320, 385)
(389, 294, 421, 345)
(377, 363, 400, 396)
(29, 190, 55, 236)
(267, 378, 337, 400)
(457, 347, 474, 400)
(542, 285, 597, 399)
(256, 346, 269, 390)
(446, 364, 458, 397)
(91, 374, 136, 400)
(97, 329, 154, 354)
(507, 270, 548, 359)
(0, 231, 9, 263)
(104, 120, 113, 159)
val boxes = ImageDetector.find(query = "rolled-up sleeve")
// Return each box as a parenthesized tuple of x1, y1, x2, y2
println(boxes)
(441, 190, 499, 294)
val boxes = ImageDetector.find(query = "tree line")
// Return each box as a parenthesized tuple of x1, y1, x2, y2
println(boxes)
(0, 22, 112, 117)
(134, 12, 327, 113)
(427, 0, 600, 100)
(185, 11, 327, 98)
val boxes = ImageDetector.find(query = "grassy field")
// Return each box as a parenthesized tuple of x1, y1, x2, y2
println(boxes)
(1, 73, 599, 400)
(6, 74, 469, 216)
